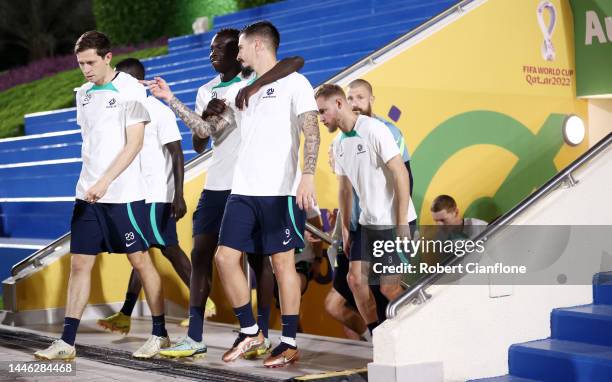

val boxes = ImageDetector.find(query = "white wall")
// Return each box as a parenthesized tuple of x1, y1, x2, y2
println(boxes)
(374, 284, 590, 381)
(372, 142, 612, 381)
(588, 99, 612, 147)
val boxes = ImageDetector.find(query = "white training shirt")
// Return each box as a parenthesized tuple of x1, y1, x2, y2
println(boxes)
(141, 96, 183, 203)
(333, 115, 417, 227)
(194, 73, 252, 191)
(229, 72, 317, 196)
(75, 71, 150, 203)
(294, 205, 322, 263)
(463, 217, 488, 238)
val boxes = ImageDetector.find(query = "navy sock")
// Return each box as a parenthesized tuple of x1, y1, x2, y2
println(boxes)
(257, 306, 271, 338)
(233, 302, 256, 331)
(271, 341, 297, 356)
(281, 314, 299, 340)
(152, 315, 168, 337)
(61, 317, 80, 346)
(367, 321, 379, 335)
(120, 292, 138, 316)
(187, 306, 204, 342)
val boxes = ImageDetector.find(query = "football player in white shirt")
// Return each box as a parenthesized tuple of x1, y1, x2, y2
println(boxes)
(346, 79, 416, 325)
(316, 84, 417, 338)
(165, 21, 320, 367)
(35, 31, 168, 361)
(96, 58, 192, 337)
(430, 194, 488, 237)
(143, 28, 304, 359)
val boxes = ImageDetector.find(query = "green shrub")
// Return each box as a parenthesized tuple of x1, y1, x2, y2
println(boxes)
(236, 0, 279, 9)
(93, 0, 243, 43)
(93, 0, 170, 45)
(0, 46, 167, 139)
(176, 0, 239, 32)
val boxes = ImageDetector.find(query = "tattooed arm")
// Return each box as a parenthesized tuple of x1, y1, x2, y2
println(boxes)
(145, 76, 231, 139)
(295, 110, 321, 210)
(166, 95, 231, 139)
(300, 111, 320, 174)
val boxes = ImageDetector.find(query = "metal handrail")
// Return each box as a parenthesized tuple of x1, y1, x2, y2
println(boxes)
(10, 148, 215, 277)
(9, 146, 337, 276)
(386, 132, 612, 319)
(305, 222, 333, 245)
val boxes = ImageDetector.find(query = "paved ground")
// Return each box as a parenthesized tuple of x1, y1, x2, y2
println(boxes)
(0, 318, 372, 381)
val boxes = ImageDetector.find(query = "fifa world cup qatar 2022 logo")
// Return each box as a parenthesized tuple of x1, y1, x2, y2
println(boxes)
(537, 0, 557, 61)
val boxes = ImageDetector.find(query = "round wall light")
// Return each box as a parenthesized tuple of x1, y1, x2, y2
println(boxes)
(562, 115, 585, 146)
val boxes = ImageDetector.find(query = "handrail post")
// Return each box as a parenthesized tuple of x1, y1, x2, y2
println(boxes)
(566, 173, 578, 187)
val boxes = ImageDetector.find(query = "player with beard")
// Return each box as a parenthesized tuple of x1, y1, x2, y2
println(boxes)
(317, 84, 417, 338)
(145, 28, 304, 358)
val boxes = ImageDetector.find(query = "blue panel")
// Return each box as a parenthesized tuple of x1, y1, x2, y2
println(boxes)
(509, 339, 612, 382)
(0, 133, 82, 151)
(0, 212, 71, 239)
(594, 272, 612, 305)
(24, 109, 76, 129)
(0, 162, 82, 178)
(0, 246, 36, 293)
(0, 174, 79, 198)
(552, 304, 612, 347)
(468, 376, 540, 382)
(0, 144, 82, 165)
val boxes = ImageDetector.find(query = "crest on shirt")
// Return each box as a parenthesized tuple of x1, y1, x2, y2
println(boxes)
(106, 98, 118, 109)
(357, 144, 366, 154)
(212, 90, 218, 99)
(263, 87, 276, 99)
(81, 94, 92, 107)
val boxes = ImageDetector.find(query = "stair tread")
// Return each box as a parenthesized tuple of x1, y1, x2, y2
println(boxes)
(469, 375, 540, 382)
(512, 339, 612, 361)
(594, 272, 612, 284)
(554, 303, 612, 317)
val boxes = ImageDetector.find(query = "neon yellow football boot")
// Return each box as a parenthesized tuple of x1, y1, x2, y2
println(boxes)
(97, 312, 131, 335)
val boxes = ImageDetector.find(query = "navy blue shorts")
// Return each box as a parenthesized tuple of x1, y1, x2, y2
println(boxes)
(70, 199, 150, 255)
(218, 195, 306, 255)
(145, 202, 178, 248)
(192, 189, 231, 236)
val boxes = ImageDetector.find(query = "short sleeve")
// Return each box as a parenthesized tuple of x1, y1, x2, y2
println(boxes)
(368, 120, 400, 163)
(124, 81, 150, 128)
(76, 89, 85, 128)
(333, 141, 346, 176)
(195, 86, 212, 116)
(290, 74, 317, 117)
(380, 118, 410, 161)
(157, 104, 182, 146)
